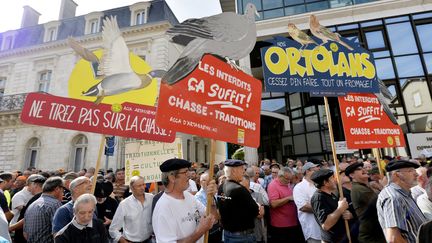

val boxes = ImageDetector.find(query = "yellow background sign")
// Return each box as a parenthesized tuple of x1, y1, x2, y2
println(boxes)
(68, 50, 158, 105)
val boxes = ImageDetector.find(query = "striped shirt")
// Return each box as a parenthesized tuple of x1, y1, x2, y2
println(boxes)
(24, 194, 62, 243)
(377, 183, 426, 243)
(113, 181, 128, 201)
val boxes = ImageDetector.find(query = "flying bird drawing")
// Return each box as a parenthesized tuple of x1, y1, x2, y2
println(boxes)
(68, 16, 165, 105)
(376, 79, 398, 125)
(162, 3, 259, 85)
(287, 23, 317, 50)
(309, 15, 353, 51)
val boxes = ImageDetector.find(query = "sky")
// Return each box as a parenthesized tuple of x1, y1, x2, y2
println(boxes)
(0, 0, 222, 32)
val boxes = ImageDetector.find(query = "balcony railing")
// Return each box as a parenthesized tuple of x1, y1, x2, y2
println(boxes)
(0, 93, 27, 112)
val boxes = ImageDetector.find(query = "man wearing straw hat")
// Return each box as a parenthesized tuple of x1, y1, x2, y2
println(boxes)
(377, 160, 426, 243)
(310, 169, 353, 243)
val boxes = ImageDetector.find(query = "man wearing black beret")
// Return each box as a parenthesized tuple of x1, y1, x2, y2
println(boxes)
(377, 160, 426, 243)
(346, 162, 385, 243)
(217, 159, 263, 242)
(310, 169, 353, 243)
(152, 158, 217, 243)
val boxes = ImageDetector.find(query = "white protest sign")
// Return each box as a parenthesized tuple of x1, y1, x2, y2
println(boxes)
(407, 133, 432, 158)
(335, 141, 358, 154)
(124, 138, 182, 184)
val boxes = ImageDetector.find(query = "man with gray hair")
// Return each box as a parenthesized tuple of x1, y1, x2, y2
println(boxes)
(417, 174, 432, 220)
(293, 162, 321, 243)
(52, 176, 92, 234)
(110, 176, 154, 243)
(217, 159, 262, 242)
(54, 193, 107, 243)
(153, 158, 216, 243)
(24, 176, 64, 243)
(9, 174, 46, 243)
(245, 167, 269, 206)
(10, 175, 33, 225)
(62, 172, 79, 204)
(268, 167, 304, 242)
(377, 160, 426, 243)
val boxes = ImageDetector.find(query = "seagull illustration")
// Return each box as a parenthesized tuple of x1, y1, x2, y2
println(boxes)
(309, 15, 353, 51)
(376, 79, 398, 125)
(287, 23, 317, 50)
(68, 16, 165, 105)
(162, 3, 259, 85)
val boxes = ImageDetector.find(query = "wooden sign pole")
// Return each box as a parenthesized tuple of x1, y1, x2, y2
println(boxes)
(372, 148, 383, 176)
(204, 139, 216, 243)
(91, 134, 106, 194)
(323, 96, 352, 243)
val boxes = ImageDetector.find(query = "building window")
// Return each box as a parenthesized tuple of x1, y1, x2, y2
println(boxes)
(0, 77, 5, 97)
(413, 91, 422, 107)
(129, 2, 151, 26)
(45, 27, 57, 42)
(90, 19, 99, 34)
(195, 141, 199, 162)
(25, 138, 41, 169)
(2, 36, 14, 51)
(365, 30, 386, 49)
(43, 21, 60, 42)
(72, 135, 88, 171)
(85, 12, 103, 35)
(38, 71, 52, 92)
(187, 139, 191, 161)
(204, 144, 208, 164)
(136, 10, 146, 25)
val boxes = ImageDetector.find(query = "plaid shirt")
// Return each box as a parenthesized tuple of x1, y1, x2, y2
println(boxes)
(24, 194, 62, 243)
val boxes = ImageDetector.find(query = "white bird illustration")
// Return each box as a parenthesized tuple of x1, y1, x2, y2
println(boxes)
(68, 16, 164, 105)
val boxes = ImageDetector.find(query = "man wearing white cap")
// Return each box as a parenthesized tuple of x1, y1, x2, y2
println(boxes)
(293, 162, 321, 243)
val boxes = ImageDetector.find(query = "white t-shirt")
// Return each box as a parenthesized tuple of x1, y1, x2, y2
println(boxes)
(0, 210, 11, 242)
(187, 179, 198, 193)
(417, 193, 432, 220)
(293, 178, 321, 241)
(152, 191, 205, 243)
(11, 187, 33, 224)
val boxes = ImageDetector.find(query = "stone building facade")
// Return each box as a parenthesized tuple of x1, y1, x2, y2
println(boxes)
(0, 0, 227, 171)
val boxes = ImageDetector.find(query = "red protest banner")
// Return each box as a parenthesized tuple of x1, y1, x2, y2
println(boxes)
(21, 92, 175, 143)
(338, 93, 405, 149)
(155, 54, 262, 147)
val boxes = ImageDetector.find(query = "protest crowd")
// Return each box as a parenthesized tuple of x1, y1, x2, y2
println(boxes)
(0, 154, 430, 243)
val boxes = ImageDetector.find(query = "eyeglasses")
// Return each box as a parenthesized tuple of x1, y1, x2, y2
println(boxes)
(396, 168, 416, 174)
(177, 170, 188, 175)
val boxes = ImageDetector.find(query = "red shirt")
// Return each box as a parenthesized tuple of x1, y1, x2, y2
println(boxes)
(267, 178, 298, 227)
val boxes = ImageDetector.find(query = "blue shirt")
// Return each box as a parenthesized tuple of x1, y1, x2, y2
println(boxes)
(52, 201, 74, 233)
(52, 200, 98, 233)
(195, 188, 207, 206)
